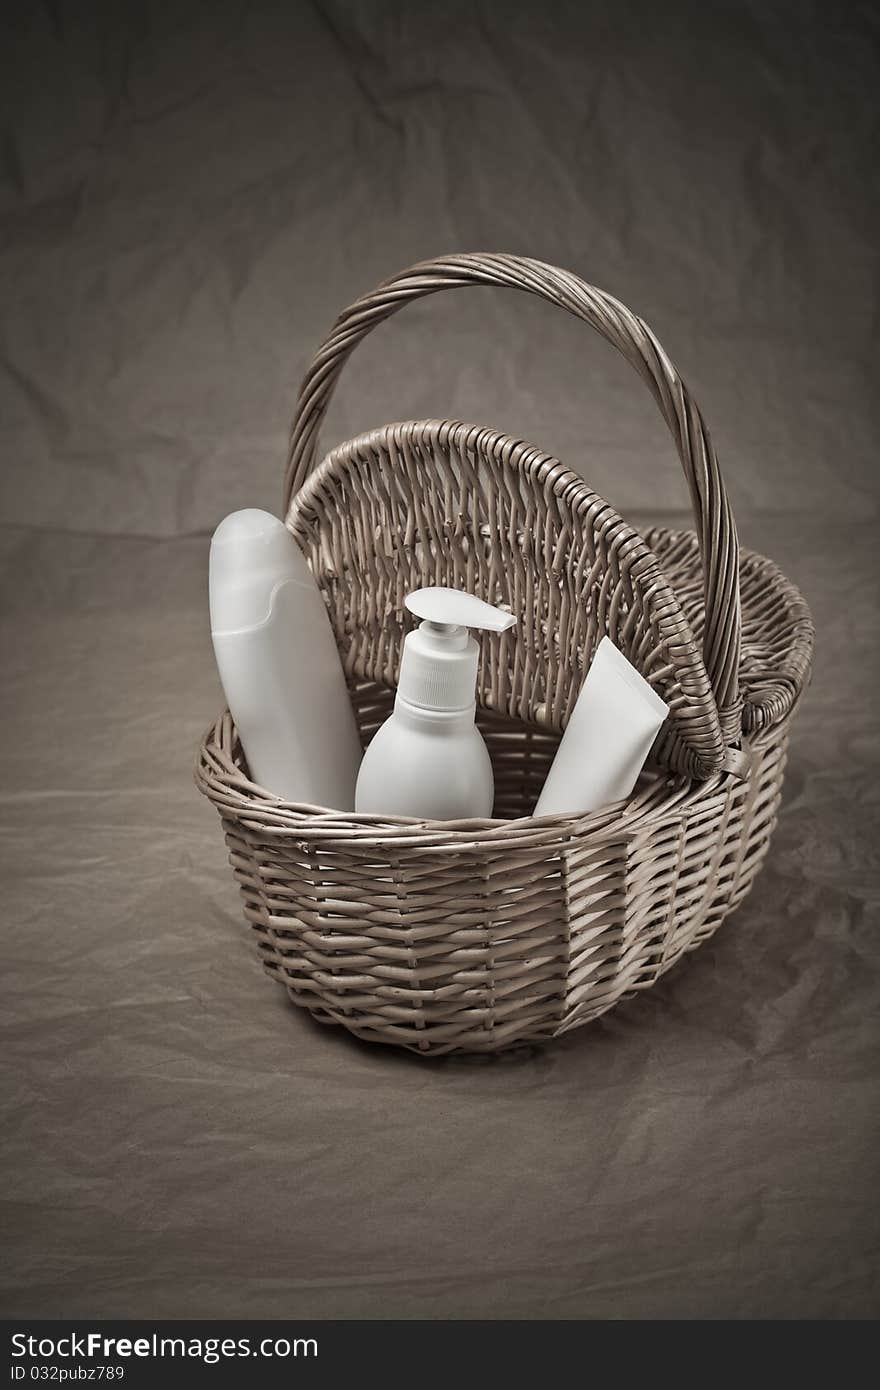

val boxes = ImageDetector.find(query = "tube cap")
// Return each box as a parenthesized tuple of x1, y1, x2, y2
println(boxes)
(209, 509, 311, 633)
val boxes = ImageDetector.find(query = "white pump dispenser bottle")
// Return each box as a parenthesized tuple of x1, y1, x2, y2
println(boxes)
(354, 587, 516, 820)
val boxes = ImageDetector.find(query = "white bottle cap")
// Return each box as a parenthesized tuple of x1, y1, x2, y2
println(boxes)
(398, 587, 516, 712)
(209, 509, 310, 634)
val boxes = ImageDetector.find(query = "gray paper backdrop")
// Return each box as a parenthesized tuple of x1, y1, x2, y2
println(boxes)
(1, 0, 878, 1319)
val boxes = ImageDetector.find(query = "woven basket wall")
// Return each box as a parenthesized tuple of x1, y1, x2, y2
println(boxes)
(196, 255, 814, 1055)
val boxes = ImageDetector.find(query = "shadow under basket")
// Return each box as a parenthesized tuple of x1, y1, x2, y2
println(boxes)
(196, 254, 814, 1056)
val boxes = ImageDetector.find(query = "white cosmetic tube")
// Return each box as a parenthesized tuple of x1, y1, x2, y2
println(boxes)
(533, 637, 669, 817)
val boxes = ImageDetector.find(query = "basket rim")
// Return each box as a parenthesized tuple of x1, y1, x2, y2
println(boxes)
(195, 706, 760, 853)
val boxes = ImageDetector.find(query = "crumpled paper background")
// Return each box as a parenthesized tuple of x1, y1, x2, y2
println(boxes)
(1, 0, 878, 1318)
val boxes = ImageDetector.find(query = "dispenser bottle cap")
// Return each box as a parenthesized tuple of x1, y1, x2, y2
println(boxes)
(398, 586, 516, 713)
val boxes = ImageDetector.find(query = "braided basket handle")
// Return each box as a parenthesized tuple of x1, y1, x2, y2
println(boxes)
(285, 253, 742, 741)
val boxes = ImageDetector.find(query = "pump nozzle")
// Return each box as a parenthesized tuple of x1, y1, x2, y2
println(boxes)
(405, 587, 516, 633)
(398, 586, 517, 712)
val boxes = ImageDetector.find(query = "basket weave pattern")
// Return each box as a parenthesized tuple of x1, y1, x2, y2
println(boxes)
(196, 255, 813, 1055)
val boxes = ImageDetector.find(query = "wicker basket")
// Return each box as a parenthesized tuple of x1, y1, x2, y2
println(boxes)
(196, 254, 813, 1055)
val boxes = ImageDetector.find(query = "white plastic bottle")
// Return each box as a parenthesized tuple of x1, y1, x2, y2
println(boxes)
(533, 636, 669, 817)
(209, 509, 363, 810)
(354, 587, 516, 820)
